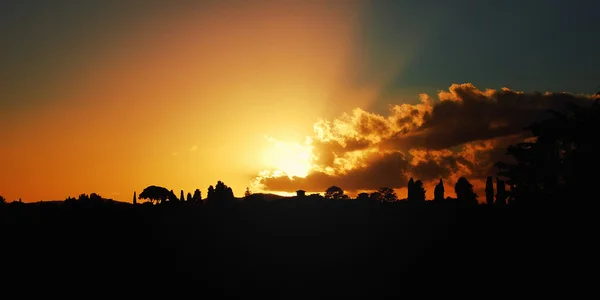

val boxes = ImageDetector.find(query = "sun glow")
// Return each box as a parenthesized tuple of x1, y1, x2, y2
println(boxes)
(262, 136, 314, 178)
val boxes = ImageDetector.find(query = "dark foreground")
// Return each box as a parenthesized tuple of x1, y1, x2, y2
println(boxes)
(0, 200, 593, 297)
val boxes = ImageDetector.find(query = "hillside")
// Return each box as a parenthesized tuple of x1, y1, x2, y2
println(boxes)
(0, 199, 591, 296)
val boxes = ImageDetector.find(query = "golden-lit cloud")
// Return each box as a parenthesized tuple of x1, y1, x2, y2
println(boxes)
(254, 84, 597, 201)
(253, 150, 410, 194)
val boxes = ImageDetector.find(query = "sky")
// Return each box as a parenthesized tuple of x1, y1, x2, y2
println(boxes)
(1, 0, 599, 202)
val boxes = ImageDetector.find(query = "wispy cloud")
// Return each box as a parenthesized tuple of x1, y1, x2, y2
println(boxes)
(189, 145, 198, 152)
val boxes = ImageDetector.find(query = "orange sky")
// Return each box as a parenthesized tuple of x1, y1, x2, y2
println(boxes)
(1, 2, 373, 202)
(2, 1, 599, 203)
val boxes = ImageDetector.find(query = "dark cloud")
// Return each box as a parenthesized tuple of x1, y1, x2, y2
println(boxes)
(386, 84, 593, 150)
(410, 151, 468, 182)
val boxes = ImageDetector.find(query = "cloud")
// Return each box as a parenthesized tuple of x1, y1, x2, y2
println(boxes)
(385, 84, 593, 150)
(256, 151, 410, 192)
(253, 84, 597, 199)
(189, 145, 198, 152)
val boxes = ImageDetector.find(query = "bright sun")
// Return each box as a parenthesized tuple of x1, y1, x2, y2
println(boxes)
(262, 136, 314, 178)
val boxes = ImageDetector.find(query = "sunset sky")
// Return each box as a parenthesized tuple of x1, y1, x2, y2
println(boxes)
(1, 0, 599, 202)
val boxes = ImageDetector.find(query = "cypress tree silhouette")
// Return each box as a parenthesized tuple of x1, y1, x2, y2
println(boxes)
(413, 180, 426, 202)
(496, 177, 507, 205)
(133, 191, 136, 205)
(434, 179, 444, 201)
(169, 190, 179, 202)
(485, 176, 494, 205)
(186, 192, 192, 202)
(207, 185, 215, 199)
(180, 190, 185, 202)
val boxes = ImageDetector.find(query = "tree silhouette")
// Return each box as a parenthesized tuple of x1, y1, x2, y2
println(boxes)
(412, 180, 426, 202)
(193, 189, 202, 203)
(496, 100, 600, 204)
(139, 185, 171, 204)
(495, 177, 508, 205)
(206, 181, 234, 206)
(454, 177, 478, 205)
(407, 178, 425, 202)
(244, 187, 252, 198)
(407, 178, 415, 201)
(0, 195, 5, 205)
(378, 187, 398, 202)
(169, 190, 179, 202)
(133, 191, 137, 205)
(434, 179, 445, 201)
(180, 190, 185, 202)
(357, 192, 369, 202)
(485, 176, 494, 205)
(214, 181, 234, 200)
(324, 186, 347, 200)
(90, 193, 102, 201)
(369, 192, 382, 202)
(496, 141, 547, 204)
(207, 185, 215, 199)
(186, 192, 192, 202)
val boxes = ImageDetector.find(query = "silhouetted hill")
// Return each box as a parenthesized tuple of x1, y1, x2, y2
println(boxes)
(256, 192, 287, 201)
(23, 197, 129, 205)
(243, 192, 287, 202)
(0, 199, 590, 296)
